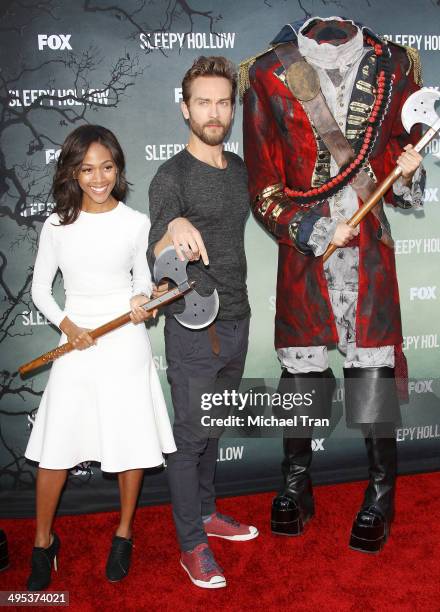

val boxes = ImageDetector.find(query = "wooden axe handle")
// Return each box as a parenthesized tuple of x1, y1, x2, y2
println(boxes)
(19, 282, 194, 377)
(323, 118, 440, 262)
(323, 166, 402, 262)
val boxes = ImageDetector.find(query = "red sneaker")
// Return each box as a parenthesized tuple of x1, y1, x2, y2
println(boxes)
(180, 543, 226, 589)
(204, 512, 259, 541)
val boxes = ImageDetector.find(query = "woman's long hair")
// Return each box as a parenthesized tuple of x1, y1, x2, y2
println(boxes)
(52, 125, 128, 225)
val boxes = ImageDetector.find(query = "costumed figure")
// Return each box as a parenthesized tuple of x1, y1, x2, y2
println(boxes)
(241, 16, 425, 552)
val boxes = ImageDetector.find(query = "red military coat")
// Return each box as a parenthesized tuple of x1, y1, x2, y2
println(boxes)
(242, 31, 421, 350)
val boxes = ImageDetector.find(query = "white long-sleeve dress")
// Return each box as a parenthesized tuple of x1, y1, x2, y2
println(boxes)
(25, 202, 176, 472)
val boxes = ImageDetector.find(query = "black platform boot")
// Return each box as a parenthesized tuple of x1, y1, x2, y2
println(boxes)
(349, 430, 397, 553)
(271, 434, 314, 535)
(271, 368, 335, 536)
(344, 367, 399, 554)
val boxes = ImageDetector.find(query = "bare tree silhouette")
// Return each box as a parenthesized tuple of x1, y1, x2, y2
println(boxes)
(0, 1, 146, 495)
(83, 0, 224, 54)
(262, 0, 373, 17)
(0, 0, 230, 500)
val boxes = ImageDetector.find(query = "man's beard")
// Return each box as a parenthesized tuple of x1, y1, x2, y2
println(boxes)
(189, 117, 230, 146)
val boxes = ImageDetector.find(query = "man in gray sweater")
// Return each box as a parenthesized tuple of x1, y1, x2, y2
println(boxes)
(147, 56, 258, 590)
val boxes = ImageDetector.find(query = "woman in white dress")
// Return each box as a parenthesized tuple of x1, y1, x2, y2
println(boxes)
(25, 125, 176, 590)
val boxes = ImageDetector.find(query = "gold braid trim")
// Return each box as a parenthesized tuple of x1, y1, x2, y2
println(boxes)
(405, 46, 423, 87)
(238, 48, 273, 101)
(389, 41, 423, 86)
(259, 182, 284, 199)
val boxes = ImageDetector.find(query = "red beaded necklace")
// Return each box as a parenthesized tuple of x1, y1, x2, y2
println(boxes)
(284, 34, 393, 207)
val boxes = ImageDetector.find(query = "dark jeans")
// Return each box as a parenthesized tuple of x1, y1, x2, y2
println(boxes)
(164, 316, 249, 552)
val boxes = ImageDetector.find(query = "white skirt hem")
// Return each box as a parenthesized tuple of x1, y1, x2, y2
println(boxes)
(24, 452, 175, 473)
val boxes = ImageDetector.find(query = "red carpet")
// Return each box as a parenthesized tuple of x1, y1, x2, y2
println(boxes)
(1, 472, 440, 611)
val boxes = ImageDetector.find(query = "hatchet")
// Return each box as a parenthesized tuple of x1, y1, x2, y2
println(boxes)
(19, 246, 219, 376)
(323, 88, 440, 261)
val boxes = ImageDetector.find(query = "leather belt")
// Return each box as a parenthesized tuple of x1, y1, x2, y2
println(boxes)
(207, 323, 221, 356)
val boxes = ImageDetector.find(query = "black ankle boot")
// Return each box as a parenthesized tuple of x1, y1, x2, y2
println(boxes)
(0, 530, 9, 572)
(271, 368, 335, 536)
(106, 535, 133, 582)
(27, 533, 60, 591)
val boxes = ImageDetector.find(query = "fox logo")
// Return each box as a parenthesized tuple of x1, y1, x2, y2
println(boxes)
(38, 34, 72, 50)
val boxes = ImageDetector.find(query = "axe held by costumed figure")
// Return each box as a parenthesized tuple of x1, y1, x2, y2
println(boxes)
(323, 88, 440, 261)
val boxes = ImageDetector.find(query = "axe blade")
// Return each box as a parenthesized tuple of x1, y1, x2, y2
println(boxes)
(402, 88, 440, 133)
(153, 245, 189, 286)
(154, 245, 219, 329)
(175, 289, 219, 330)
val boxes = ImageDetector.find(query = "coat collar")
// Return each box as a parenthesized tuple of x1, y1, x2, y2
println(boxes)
(270, 16, 367, 47)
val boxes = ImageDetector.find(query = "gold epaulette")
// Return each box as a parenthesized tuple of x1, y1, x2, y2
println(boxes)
(238, 47, 273, 101)
(388, 41, 423, 86)
(405, 46, 423, 86)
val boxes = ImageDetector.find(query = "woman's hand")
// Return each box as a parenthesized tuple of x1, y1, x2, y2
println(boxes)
(59, 317, 96, 350)
(129, 294, 158, 324)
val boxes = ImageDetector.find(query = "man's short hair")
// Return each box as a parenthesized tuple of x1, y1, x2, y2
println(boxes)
(182, 55, 237, 104)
